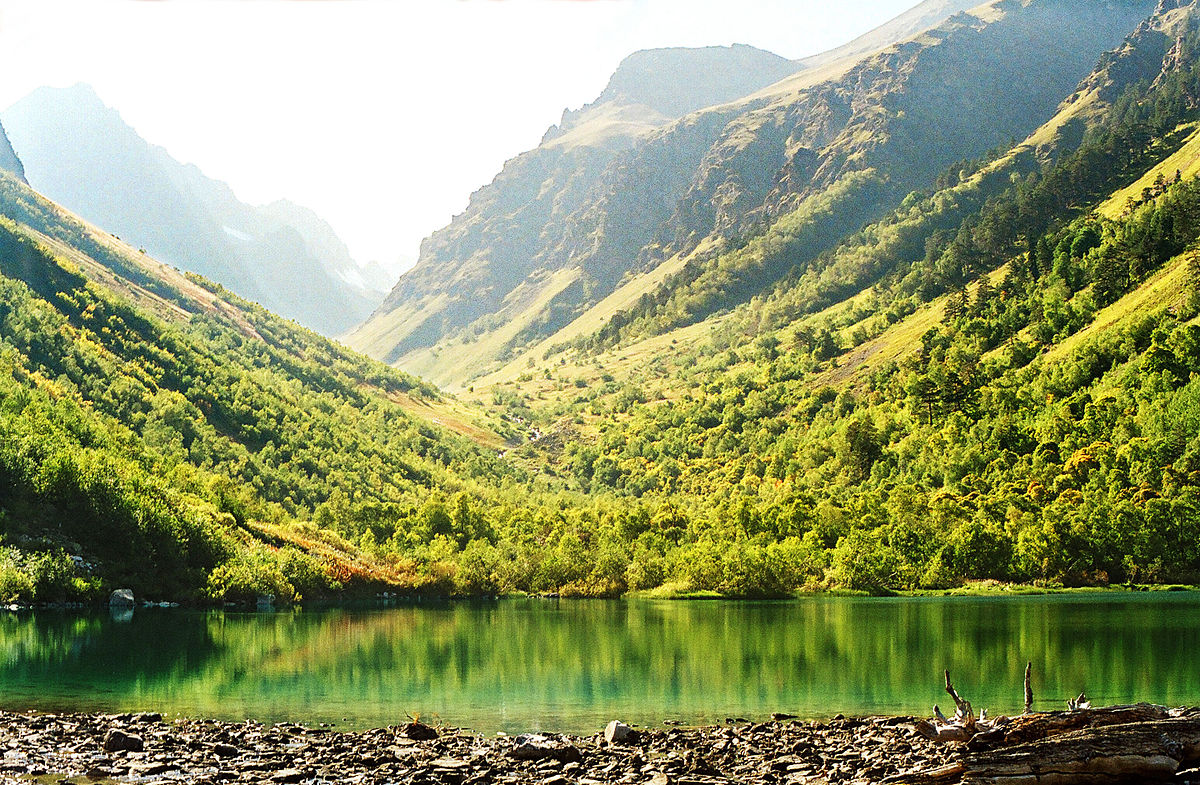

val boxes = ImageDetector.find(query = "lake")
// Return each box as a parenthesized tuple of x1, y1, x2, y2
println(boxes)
(2, 593, 1198, 734)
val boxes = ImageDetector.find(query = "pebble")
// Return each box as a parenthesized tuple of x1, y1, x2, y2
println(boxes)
(0, 710, 958, 785)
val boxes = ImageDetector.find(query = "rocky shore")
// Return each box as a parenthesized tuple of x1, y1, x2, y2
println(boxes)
(0, 710, 958, 785)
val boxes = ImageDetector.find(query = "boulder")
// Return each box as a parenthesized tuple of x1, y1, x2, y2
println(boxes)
(605, 719, 635, 744)
(101, 729, 143, 753)
(108, 589, 135, 608)
(510, 735, 583, 763)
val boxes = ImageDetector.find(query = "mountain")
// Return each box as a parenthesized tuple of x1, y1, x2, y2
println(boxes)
(0, 120, 24, 183)
(7, 0, 1200, 603)
(352, 0, 1157, 389)
(347, 45, 801, 375)
(1, 84, 381, 337)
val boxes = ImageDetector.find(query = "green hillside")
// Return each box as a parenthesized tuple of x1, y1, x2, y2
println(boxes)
(0, 172, 539, 602)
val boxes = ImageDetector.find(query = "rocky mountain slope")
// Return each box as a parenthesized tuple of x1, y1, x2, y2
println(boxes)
(348, 45, 801, 373)
(0, 120, 24, 183)
(353, 0, 1157, 389)
(1, 84, 382, 337)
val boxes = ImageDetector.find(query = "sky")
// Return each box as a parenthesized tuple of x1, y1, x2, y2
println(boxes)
(0, 0, 917, 278)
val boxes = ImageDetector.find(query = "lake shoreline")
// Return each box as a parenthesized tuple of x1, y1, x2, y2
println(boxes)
(0, 708, 957, 785)
(6, 580, 1199, 613)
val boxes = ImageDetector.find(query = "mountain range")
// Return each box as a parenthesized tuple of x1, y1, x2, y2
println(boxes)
(351, 0, 1157, 389)
(1, 84, 383, 337)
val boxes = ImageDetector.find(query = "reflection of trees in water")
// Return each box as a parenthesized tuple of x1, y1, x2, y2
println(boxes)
(0, 597, 1198, 727)
(0, 608, 221, 683)
(194, 597, 1200, 715)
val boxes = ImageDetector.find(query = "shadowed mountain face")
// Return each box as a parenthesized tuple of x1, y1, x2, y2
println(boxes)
(0, 120, 24, 183)
(1, 84, 381, 337)
(351, 0, 1158, 389)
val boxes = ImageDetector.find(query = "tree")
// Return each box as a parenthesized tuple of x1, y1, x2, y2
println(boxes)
(842, 417, 882, 482)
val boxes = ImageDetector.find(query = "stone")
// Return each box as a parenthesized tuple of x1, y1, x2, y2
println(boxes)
(269, 768, 306, 783)
(399, 721, 439, 741)
(102, 729, 144, 753)
(509, 735, 582, 763)
(431, 757, 470, 769)
(108, 589, 135, 608)
(213, 743, 239, 758)
(605, 720, 635, 745)
(511, 736, 557, 761)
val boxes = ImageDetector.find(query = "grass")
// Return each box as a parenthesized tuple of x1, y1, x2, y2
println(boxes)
(1098, 123, 1200, 220)
(384, 389, 513, 451)
(903, 580, 1200, 597)
(345, 292, 451, 364)
(628, 580, 1200, 600)
(395, 267, 581, 391)
(472, 245, 712, 390)
(1042, 252, 1191, 363)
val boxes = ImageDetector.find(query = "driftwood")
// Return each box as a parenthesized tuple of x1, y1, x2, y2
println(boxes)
(969, 702, 1174, 750)
(962, 716, 1200, 784)
(1022, 662, 1032, 715)
(896, 665, 1200, 785)
(916, 671, 992, 743)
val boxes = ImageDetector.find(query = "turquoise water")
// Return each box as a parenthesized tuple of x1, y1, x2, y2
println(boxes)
(1, 593, 1197, 734)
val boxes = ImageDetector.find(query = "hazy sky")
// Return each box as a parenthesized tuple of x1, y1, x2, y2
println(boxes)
(0, 0, 916, 276)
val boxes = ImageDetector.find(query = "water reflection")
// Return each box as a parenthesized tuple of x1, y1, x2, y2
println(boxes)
(0, 594, 1196, 734)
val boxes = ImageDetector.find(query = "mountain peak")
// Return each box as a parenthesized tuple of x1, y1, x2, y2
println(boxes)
(594, 44, 800, 118)
(542, 44, 800, 144)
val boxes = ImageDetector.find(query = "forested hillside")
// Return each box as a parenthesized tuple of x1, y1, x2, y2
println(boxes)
(0, 171, 536, 602)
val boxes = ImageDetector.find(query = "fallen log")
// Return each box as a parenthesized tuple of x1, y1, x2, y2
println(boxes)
(915, 719, 972, 743)
(967, 703, 1173, 751)
(882, 762, 966, 785)
(961, 716, 1200, 784)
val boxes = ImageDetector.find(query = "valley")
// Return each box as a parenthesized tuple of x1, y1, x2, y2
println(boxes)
(1, 0, 1200, 609)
